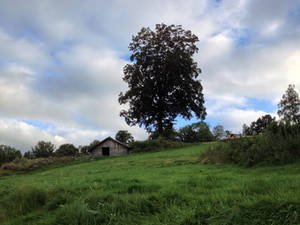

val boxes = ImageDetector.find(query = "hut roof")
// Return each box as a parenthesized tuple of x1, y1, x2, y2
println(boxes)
(90, 136, 130, 152)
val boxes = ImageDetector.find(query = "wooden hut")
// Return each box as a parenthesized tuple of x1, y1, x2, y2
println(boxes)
(90, 137, 129, 156)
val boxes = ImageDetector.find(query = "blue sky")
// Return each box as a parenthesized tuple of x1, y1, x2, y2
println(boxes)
(0, 0, 299, 151)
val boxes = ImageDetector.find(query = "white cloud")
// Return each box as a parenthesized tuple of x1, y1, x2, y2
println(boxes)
(208, 108, 277, 133)
(0, 0, 299, 149)
(0, 28, 49, 68)
(0, 118, 65, 152)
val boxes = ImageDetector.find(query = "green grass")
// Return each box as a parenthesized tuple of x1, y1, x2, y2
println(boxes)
(0, 144, 300, 224)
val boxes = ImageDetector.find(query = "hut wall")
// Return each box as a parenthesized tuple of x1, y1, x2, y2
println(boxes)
(92, 139, 128, 156)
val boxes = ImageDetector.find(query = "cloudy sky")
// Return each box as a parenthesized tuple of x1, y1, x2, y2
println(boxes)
(0, 0, 299, 152)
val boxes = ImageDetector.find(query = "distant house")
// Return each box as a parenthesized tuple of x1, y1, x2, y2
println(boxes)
(90, 137, 130, 156)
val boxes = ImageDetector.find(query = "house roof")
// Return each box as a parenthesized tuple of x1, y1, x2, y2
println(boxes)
(90, 136, 130, 152)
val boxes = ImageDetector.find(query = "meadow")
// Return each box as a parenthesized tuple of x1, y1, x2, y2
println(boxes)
(0, 143, 300, 225)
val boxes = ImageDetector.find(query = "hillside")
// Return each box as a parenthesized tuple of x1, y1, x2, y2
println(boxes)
(0, 144, 300, 225)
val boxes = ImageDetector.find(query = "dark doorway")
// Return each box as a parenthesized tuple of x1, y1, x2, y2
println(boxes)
(102, 147, 110, 156)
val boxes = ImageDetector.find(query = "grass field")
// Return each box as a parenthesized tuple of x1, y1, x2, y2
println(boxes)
(0, 144, 300, 225)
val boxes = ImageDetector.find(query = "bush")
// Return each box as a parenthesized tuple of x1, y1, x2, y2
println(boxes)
(200, 122, 300, 166)
(129, 137, 187, 153)
(0, 145, 21, 165)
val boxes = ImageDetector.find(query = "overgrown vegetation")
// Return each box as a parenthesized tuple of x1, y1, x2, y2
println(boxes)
(201, 122, 300, 166)
(129, 137, 188, 153)
(0, 155, 96, 173)
(0, 144, 299, 225)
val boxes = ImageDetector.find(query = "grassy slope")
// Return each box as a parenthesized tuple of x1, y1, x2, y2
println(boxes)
(0, 144, 300, 225)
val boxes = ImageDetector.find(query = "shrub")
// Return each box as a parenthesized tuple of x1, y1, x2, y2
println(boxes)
(200, 122, 300, 166)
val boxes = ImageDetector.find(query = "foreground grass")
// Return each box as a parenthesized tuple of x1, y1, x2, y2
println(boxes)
(0, 144, 299, 225)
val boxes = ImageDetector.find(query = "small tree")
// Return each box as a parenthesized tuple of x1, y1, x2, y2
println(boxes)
(32, 141, 55, 158)
(148, 126, 178, 141)
(178, 122, 214, 142)
(195, 122, 215, 142)
(115, 130, 134, 144)
(178, 125, 197, 142)
(213, 125, 225, 140)
(56, 144, 78, 156)
(278, 84, 300, 124)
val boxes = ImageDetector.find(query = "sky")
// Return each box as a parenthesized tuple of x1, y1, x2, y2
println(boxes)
(0, 0, 299, 152)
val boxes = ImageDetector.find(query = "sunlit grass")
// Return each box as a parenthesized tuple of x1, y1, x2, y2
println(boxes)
(0, 144, 299, 224)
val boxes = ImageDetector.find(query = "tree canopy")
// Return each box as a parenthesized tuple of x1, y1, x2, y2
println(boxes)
(278, 84, 300, 124)
(56, 144, 78, 156)
(243, 114, 276, 135)
(0, 145, 21, 165)
(32, 141, 55, 158)
(115, 130, 134, 144)
(178, 122, 214, 142)
(119, 23, 206, 136)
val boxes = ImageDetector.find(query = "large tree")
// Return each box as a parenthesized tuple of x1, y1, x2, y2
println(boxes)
(277, 84, 300, 124)
(119, 24, 206, 135)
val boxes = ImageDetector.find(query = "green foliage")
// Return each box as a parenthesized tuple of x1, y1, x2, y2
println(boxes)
(119, 23, 206, 136)
(278, 84, 300, 124)
(32, 141, 55, 158)
(2, 186, 47, 216)
(56, 144, 78, 156)
(115, 130, 134, 144)
(178, 122, 214, 142)
(201, 122, 300, 166)
(80, 140, 101, 154)
(0, 145, 21, 165)
(129, 137, 187, 153)
(243, 114, 276, 135)
(149, 127, 179, 141)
